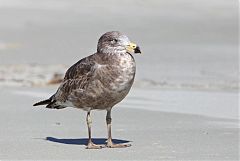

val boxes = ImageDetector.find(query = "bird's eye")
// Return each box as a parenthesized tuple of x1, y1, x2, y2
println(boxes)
(110, 39, 118, 44)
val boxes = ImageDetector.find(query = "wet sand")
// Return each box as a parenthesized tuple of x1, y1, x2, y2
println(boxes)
(0, 86, 238, 160)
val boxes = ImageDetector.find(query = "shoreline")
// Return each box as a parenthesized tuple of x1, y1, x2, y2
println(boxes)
(0, 64, 238, 92)
(5, 85, 238, 120)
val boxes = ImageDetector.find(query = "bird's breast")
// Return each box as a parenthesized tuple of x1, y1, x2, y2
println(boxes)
(108, 53, 136, 93)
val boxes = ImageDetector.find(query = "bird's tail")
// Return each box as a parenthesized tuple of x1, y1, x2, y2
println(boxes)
(33, 98, 52, 106)
(33, 96, 65, 109)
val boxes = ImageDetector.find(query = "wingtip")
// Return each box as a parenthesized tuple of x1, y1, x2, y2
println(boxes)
(33, 98, 52, 107)
(33, 103, 38, 106)
(33, 102, 41, 106)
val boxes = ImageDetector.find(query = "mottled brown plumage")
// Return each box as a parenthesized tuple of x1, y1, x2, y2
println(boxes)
(33, 31, 141, 149)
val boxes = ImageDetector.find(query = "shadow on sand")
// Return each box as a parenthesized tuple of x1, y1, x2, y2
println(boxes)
(46, 137, 131, 145)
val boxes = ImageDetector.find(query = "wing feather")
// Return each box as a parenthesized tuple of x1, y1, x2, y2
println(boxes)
(54, 54, 99, 102)
(64, 55, 95, 80)
(53, 52, 121, 107)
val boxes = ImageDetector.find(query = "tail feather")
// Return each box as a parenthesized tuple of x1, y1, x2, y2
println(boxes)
(46, 100, 65, 109)
(33, 98, 52, 106)
(33, 97, 66, 109)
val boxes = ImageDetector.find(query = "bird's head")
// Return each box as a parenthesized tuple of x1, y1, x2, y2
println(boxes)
(97, 31, 141, 55)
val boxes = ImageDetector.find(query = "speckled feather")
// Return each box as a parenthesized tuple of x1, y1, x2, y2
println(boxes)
(34, 31, 137, 111)
(51, 52, 136, 110)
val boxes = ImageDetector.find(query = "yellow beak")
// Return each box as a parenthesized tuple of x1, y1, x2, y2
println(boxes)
(126, 42, 141, 54)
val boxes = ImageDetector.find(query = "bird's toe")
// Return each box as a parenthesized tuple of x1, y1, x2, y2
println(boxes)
(86, 142, 106, 149)
(106, 142, 131, 148)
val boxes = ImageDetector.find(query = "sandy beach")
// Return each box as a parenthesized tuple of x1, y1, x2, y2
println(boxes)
(0, 86, 238, 160)
(0, 0, 238, 160)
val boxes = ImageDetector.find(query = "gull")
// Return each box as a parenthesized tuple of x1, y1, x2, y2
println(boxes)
(33, 31, 141, 149)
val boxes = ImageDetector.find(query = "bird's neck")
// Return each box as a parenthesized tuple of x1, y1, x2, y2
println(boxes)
(95, 51, 135, 67)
